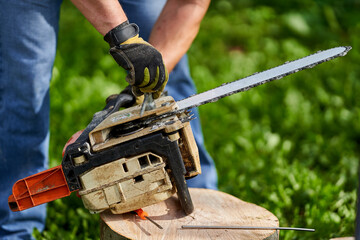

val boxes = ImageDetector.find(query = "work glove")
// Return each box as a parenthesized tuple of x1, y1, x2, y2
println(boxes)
(104, 21, 168, 99)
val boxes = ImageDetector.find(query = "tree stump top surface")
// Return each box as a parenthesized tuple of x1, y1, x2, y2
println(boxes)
(100, 188, 279, 240)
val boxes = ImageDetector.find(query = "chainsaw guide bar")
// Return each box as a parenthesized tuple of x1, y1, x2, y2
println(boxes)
(177, 46, 351, 111)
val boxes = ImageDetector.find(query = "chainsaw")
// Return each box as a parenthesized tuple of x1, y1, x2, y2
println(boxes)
(8, 46, 351, 217)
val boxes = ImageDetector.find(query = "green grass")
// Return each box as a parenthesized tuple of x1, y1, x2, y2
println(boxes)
(34, 0, 359, 239)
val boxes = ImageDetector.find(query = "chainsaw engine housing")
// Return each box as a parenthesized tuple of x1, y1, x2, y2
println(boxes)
(63, 96, 201, 214)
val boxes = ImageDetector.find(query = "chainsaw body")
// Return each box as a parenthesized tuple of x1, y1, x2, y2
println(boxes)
(9, 96, 201, 215)
(9, 46, 351, 219)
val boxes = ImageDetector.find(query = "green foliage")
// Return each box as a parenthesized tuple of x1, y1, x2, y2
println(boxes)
(37, 0, 359, 239)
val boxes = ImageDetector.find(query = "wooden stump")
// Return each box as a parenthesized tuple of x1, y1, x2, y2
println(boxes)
(100, 188, 279, 240)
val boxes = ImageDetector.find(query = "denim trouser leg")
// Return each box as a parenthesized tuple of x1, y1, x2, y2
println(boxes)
(120, 0, 218, 190)
(0, 0, 62, 239)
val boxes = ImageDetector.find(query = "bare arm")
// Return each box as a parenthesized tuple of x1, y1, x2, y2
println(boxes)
(70, 0, 210, 72)
(70, 0, 209, 95)
(70, 0, 127, 36)
(149, 0, 211, 72)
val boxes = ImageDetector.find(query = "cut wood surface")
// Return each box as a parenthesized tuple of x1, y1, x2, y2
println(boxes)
(330, 238, 355, 240)
(100, 188, 279, 240)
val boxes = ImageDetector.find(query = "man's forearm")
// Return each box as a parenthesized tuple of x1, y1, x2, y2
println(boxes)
(71, 0, 210, 74)
(149, 0, 211, 72)
(70, 0, 127, 36)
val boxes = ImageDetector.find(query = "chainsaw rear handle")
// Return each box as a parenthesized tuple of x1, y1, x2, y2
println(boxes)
(8, 165, 72, 211)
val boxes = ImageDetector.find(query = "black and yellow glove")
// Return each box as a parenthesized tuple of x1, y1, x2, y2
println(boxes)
(104, 21, 168, 99)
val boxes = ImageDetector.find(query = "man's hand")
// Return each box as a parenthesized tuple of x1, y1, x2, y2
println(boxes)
(105, 21, 168, 99)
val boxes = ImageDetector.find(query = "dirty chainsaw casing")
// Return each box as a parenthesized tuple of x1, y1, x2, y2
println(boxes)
(62, 96, 200, 215)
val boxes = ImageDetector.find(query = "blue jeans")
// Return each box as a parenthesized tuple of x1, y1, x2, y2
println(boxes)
(0, 0, 217, 238)
(0, 0, 62, 239)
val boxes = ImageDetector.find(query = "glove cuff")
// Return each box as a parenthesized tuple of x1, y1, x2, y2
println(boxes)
(104, 20, 139, 47)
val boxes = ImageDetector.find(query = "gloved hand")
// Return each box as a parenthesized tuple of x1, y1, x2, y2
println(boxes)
(104, 21, 168, 99)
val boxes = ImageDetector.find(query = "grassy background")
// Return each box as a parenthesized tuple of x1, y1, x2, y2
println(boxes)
(34, 0, 359, 239)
